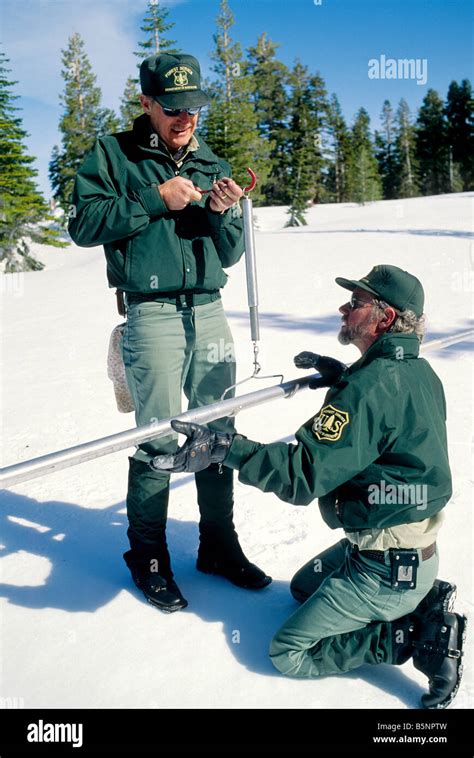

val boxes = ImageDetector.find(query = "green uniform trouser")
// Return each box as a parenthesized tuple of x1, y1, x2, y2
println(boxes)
(122, 297, 236, 545)
(269, 538, 438, 677)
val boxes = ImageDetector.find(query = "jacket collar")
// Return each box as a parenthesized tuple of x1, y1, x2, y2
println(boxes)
(347, 332, 420, 374)
(132, 114, 219, 165)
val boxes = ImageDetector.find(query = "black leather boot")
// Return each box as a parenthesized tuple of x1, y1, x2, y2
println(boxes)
(195, 463, 271, 590)
(197, 523, 272, 590)
(124, 531, 188, 613)
(415, 579, 457, 618)
(413, 611, 467, 709)
(391, 580, 458, 667)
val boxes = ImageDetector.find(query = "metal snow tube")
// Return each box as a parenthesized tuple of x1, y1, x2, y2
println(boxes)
(0, 373, 318, 488)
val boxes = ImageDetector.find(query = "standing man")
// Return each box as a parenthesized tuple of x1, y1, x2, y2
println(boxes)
(69, 53, 271, 613)
(153, 265, 466, 709)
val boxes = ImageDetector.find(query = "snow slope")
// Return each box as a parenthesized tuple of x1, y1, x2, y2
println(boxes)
(0, 193, 472, 710)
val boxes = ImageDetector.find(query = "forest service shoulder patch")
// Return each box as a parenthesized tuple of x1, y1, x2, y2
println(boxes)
(312, 404, 349, 441)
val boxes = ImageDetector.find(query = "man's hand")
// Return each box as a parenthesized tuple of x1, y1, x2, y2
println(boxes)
(208, 178, 243, 213)
(158, 177, 203, 211)
(294, 352, 347, 389)
(149, 419, 234, 473)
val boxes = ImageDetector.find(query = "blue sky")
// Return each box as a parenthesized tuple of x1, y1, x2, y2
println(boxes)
(2, 0, 473, 198)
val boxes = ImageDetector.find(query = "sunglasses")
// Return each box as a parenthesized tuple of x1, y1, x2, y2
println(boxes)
(160, 105, 202, 117)
(349, 294, 392, 311)
(349, 295, 374, 309)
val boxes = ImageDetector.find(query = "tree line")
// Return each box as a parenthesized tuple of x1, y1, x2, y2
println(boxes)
(1, 0, 472, 270)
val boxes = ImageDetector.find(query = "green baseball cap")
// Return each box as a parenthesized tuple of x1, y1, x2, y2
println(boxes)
(140, 53, 210, 109)
(336, 264, 424, 316)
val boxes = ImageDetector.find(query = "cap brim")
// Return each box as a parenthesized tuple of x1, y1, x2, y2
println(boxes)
(153, 91, 211, 109)
(335, 277, 380, 297)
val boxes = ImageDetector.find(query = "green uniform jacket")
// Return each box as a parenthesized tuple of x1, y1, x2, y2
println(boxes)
(225, 332, 452, 530)
(68, 114, 244, 293)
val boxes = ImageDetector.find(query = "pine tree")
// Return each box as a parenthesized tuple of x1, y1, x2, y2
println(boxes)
(246, 33, 289, 204)
(325, 94, 352, 203)
(393, 98, 418, 198)
(119, 77, 142, 133)
(307, 72, 330, 203)
(0, 50, 65, 272)
(136, 0, 178, 58)
(119, 0, 180, 130)
(348, 108, 382, 204)
(285, 62, 329, 225)
(415, 89, 450, 196)
(375, 100, 397, 199)
(201, 0, 271, 205)
(49, 33, 119, 219)
(445, 79, 474, 191)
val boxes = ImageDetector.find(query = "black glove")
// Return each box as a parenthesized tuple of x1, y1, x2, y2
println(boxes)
(149, 419, 234, 473)
(294, 351, 347, 389)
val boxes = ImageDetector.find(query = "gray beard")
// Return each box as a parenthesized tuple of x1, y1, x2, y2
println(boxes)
(338, 324, 364, 345)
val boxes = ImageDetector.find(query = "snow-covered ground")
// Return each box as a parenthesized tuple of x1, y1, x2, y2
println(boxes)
(0, 193, 472, 710)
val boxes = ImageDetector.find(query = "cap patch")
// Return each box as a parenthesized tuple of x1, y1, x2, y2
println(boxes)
(164, 66, 198, 92)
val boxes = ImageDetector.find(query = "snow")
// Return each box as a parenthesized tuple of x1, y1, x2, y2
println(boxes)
(0, 192, 472, 710)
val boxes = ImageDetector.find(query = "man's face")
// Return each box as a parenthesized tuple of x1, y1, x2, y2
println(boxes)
(140, 96, 198, 151)
(338, 287, 382, 349)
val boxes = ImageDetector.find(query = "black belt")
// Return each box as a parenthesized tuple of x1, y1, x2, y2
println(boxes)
(126, 290, 221, 307)
(356, 542, 436, 564)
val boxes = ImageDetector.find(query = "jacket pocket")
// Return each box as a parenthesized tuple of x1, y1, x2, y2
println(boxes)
(182, 164, 222, 193)
(127, 220, 184, 292)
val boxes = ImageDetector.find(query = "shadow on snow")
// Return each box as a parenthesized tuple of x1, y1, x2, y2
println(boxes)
(263, 228, 474, 240)
(228, 312, 474, 355)
(0, 487, 424, 708)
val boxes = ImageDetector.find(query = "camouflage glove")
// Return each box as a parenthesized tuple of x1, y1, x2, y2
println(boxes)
(294, 351, 347, 389)
(149, 419, 233, 473)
